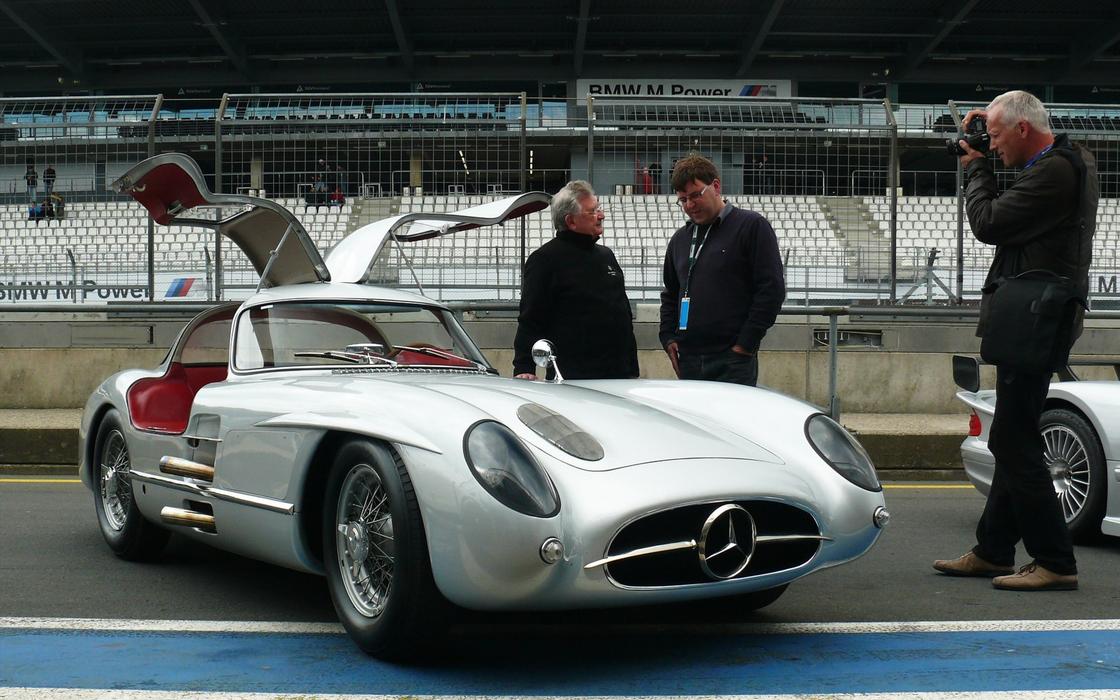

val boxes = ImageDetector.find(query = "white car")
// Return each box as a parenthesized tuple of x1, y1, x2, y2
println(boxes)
(953, 355, 1120, 540)
(80, 154, 889, 660)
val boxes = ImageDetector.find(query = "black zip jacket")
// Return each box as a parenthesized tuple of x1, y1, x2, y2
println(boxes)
(659, 203, 786, 353)
(967, 134, 1098, 338)
(513, 229, 639, 379)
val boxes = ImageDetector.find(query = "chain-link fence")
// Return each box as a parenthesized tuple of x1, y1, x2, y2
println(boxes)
(1, 93, 1117, 308)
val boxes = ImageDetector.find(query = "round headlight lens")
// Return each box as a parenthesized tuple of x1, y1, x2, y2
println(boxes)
(464, 421, 560, 517)
(806, 414, 881, 492)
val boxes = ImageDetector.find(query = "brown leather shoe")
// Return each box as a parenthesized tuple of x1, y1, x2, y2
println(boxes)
(932, 551, 1015, 577)
(992, 562, 1078, 591)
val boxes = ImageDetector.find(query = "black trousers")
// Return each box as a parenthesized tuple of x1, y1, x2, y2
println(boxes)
(678, 348, 758, 386)
(973, 366, 1077, 575)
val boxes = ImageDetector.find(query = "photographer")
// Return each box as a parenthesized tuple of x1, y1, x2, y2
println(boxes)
(933, 91, 1098, 591)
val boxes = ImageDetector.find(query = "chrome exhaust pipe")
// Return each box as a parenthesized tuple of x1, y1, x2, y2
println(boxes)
(160, 456, 215, 482)
(160, 506, 216, 533)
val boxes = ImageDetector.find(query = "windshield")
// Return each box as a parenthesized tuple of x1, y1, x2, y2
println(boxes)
(233, 300, 488, 372)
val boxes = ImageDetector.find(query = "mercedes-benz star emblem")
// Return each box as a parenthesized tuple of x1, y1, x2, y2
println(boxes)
(698, 504, 756, 580)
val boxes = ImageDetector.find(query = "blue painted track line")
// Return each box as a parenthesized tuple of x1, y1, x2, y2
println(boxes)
(2, 628, 1118, 695)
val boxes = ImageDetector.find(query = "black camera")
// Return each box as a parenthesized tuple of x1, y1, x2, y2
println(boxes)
(946, 116, 990, 156)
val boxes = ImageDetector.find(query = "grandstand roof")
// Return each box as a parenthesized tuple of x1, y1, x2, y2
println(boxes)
(0, 0, 1117, 95)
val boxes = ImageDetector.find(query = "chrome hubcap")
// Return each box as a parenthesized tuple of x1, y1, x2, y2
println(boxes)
(1042, 424, 1089, 523)
(98, 429, 131, 531)
(334, 463, 394, 618)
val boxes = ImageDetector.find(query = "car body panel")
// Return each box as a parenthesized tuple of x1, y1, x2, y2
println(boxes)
(957, 380, 1120, 537)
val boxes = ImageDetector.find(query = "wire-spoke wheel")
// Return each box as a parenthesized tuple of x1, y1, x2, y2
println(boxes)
(322, 439, 446, 660)
(91, 409, 169, 560)
(1040, 408, 1106, 541)
(335, 463, 396, 618)
(98, 427, 132, 531)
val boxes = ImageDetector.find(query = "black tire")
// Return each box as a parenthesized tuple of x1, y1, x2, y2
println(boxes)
(322, 439, 445, 660)
(92, 409, 170, 560)
(1040, 408, 1107, 541)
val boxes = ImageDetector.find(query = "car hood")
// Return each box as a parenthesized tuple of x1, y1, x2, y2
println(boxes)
(387, 375, 787, 471)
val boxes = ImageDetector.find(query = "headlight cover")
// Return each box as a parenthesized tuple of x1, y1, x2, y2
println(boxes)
(516, 403, 604, 461)
(805, 414, 882, 492)
(464, 420, 560, 517)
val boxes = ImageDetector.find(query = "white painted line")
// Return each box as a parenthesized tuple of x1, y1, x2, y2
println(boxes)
(2, 616, 1118, 635)
(0, 617, 343, 634)
(2, 689, 1119, 700)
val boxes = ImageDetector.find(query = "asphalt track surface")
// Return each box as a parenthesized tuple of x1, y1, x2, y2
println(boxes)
(2, 478, 1119, 698)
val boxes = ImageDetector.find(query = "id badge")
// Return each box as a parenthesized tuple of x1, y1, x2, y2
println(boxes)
(678, 296, 690, 331)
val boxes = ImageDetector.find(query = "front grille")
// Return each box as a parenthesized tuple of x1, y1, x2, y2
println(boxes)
(605, 500, 821, 587)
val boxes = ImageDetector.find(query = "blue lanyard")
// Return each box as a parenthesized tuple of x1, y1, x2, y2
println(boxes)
(683, 223, 713, 296)
(1023, 144, 1053, 170)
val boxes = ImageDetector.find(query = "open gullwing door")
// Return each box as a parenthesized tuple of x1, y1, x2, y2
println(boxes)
(324, 192, 551, 284)
(113, 153, 330, 288)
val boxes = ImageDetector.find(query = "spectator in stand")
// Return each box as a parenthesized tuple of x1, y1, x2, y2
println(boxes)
(42, 198, 55, 220)
(25, 164, 38, 202)
(329, 186, 345, 206)
(43, 165, 56, 194)
(28, 202, 44, 221)
(49, 192, 65, 220)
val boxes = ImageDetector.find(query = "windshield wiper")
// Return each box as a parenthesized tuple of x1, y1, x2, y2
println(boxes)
(394, 345, 487, 371)
(293, 350, 398, 366)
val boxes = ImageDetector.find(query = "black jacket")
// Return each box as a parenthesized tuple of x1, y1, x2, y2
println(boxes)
(966, 134, 1098, 338)
(659, 203, 785, 353)
(513, 229, 639, 379)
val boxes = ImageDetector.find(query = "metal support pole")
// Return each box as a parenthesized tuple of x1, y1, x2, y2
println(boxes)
(519, 92, 528, 270)
(884, 98, 898, 304)
(146, 95, 162, 302)
(214, 94, 230, 301)
(586, 96, 595, 182)
(949, 100, 965, 304)
(828, 312, 840, 421)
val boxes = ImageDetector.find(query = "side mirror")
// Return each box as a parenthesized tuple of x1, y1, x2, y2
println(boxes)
(531, 339, 564, 383)
(952, 354, 980, 393)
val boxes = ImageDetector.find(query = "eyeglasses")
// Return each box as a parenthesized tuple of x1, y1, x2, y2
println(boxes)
(676, 182, 712, 207)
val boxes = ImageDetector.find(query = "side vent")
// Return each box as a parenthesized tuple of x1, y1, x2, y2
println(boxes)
(160, 455, 215, 482)
(160, 506, 216, 533)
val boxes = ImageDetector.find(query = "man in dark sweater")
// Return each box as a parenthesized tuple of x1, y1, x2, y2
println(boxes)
(934, 90, 1097, 592)
(513, 180, 639, 380)
(659, 155, 785, 386)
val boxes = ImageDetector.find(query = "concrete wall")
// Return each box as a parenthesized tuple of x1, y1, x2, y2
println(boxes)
(2, 311, 1116, 412)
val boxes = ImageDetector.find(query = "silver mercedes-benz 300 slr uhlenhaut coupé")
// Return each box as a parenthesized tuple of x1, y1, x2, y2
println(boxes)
(81, 154, 889, 659)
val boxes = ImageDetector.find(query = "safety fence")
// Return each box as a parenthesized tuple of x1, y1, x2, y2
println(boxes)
(1, 93, 1118, 308)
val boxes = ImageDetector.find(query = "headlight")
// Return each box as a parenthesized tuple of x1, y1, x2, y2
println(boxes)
(516, 403, 603, 461)
(464, 421, 560, 517)
(805, 414, 881, 492)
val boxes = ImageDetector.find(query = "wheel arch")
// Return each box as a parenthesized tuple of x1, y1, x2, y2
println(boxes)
(297, 430, 423, 571)
(1043, 398, 1107, 457)
(81, 400, 119, 487)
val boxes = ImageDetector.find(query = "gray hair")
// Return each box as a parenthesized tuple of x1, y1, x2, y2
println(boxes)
(551, 180, 595, 232)
(987, 90, 1052, 134)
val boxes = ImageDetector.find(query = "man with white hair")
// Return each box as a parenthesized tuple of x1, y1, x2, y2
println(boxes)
(934, 90, 1098, 591)
(513, 180, 638, 380)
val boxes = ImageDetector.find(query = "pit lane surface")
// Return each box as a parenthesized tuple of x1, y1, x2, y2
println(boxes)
(2, 478, 1118, 698)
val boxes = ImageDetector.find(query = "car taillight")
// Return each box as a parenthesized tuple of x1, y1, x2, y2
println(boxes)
(968, 412, 982, 437)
